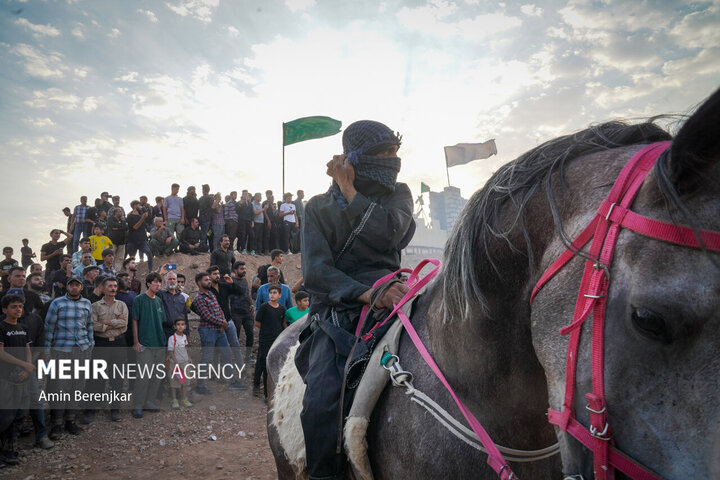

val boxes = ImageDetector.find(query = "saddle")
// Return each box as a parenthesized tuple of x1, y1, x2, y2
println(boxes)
(269, 300, 415, 480)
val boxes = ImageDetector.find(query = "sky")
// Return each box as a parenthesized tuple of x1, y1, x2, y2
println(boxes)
(1, 0, 719, 256)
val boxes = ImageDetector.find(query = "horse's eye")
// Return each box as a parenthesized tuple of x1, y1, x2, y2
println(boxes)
(631, 307, 671, 344)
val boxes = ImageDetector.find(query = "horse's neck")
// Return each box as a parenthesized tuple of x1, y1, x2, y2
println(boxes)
(421, 282, 553, 445)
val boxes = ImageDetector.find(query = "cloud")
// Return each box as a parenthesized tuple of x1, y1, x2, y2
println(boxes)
(82, 97, 99, 112)
(14, 18, 61, 38)
(520, 4, 543, 17)
(663, 46, 720, 77)
(131, 74, 194, 122)
(24, 88, 83, 110)
(285, 0, 316, 13)
(74, 68, 88, 78)
(559, 1, 672, 34)
(165, 0, 219, 23)
(670, 5, 720, 49)
(115, 71, 140, 82)
(109, 28, 121, 38)
(71, 25, 85, 39)
(10, 44, 67, 79)
(24, 117, 56, 128)
(396, 4, 522, 41)
(227, 26, 239, 37)
(137, 9, 159, 23)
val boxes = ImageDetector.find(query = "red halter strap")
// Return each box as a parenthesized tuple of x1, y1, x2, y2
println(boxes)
(530, 141, 720, 480)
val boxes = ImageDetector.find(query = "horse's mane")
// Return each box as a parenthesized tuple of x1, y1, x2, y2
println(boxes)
(441, 120, 673, 324)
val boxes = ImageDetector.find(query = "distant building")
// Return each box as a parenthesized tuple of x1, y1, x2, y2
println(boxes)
(429, 186, 466, 233)
(405, 186, 467, 256)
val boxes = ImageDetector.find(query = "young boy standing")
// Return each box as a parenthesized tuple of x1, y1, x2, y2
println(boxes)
(167, 318, 192, 408)
(253, 286, 286, 398)
(284, 291, 309, 325)
(89, 225, 114, 262)
(0, 294, 35, 466)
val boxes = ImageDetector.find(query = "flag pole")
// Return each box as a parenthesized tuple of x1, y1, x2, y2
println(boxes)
(282, 123, 286, 196)
(443, 152, 451, 187)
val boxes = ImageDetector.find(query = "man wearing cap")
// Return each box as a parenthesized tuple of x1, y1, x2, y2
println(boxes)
(82, 265, 99, 291)
(97, 248, 117, 278)
(44, 274, 94, 439)
(295, 120, 415, 480)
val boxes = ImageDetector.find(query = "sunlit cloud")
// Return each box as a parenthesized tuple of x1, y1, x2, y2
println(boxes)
(285, 0, 315, 12)
(165, 0, 219, 23)
(137, 9, 159, 23)
(10, 44, 67, 79)
(14, 18, 61, 38)
(24, 117, 56, 128)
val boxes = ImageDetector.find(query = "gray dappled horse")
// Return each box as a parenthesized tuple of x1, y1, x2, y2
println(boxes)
(267, 86, 720, 479)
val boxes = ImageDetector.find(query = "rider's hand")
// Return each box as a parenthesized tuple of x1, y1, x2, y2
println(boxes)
(374, 283, 409, 310)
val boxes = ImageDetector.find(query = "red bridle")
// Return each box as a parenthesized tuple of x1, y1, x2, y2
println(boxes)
(530, 141, 720, 479)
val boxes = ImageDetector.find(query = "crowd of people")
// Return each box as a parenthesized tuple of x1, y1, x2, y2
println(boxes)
(0, 181, 311, 468)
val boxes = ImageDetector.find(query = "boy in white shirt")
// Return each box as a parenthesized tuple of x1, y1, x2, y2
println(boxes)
(167, 318, 192, 408)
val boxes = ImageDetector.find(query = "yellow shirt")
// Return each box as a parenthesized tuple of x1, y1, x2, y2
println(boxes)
(89, 235, 114, 261)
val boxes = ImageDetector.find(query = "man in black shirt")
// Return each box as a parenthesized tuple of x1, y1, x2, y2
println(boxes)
(229, 261, 254, 364)
(236, 191, 254, 255)
(179, 218, 208, 255)
(0, 268, 43, 314)
(183, 186, 199, 223)
(100, 192, 113, 213)
(126, 200, 154, 271)
(40, 229, 73, 287)
(84, 275, 105, 303)
(20, 239, 36, 271)
(295, 120, 415, 480)
(198, 184, 214, 249)
(210, 235, 234, 275)
(0, 247, 19, 291)
(50, 255, 73, 298)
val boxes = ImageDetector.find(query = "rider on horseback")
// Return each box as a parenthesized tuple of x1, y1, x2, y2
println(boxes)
(295, 120, 416, 480)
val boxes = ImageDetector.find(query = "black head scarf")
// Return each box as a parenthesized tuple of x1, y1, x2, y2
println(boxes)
(330, 120, 402, 207)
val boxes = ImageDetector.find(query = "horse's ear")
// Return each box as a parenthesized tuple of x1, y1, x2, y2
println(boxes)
(668, 86, 720, 190)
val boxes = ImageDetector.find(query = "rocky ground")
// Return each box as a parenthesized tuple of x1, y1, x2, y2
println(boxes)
(1, 250, 305, 480)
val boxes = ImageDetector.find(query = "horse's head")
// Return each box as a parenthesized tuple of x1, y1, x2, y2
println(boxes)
(531, 87, 720, 478)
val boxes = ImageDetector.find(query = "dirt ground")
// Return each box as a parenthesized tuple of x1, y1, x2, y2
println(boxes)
(0, 250, 306, 480)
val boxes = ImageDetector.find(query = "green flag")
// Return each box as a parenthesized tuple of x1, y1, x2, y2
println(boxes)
(283, 116, 342, 146)
(420, 182, 430, 193)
